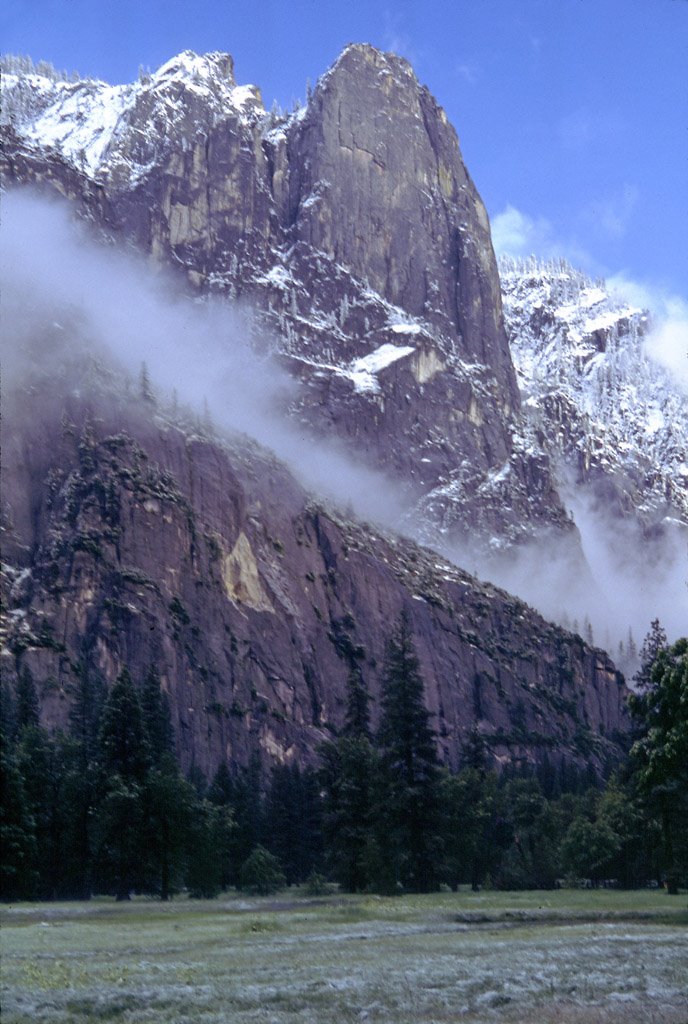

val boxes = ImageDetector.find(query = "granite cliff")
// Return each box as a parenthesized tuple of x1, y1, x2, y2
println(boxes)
(0, 47, 632, 777)
(1, 45, 571, 549)
(1, 365, 628, 778)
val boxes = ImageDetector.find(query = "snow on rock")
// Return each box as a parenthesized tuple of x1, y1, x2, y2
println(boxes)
(1, 50, 264, 181)
(254, 264, 295, 291)
(584, 307, 641, 334)
(387, 309, 423, 335)
(27, 82, 134, 175)
(346, 342, 415, 392)
(500, 255, 688, 524)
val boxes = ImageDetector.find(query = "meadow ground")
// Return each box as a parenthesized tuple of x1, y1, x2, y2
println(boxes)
(1, 888, 686, 1023)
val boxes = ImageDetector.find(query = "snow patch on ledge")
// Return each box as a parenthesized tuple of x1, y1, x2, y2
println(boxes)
(347, 343, 415, 393)
(3, 50, 264, 179)
(584, 306, 642, 334)
(390, 322, 422, 335)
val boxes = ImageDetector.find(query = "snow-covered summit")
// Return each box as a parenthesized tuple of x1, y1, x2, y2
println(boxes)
(500, 256, 688, 525)
(1, 51, 264, 180)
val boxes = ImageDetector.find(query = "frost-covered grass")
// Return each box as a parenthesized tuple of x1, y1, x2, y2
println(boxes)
(1, 889, 686, 1023)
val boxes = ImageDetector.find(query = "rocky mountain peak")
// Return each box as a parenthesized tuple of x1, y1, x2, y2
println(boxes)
(318, 42, 419, 92)
(285, 42, 512, 385)
(0, 46, 642, 779)
(500, 255, 688, 529)
(152, 49, 237, 87)
(0, 49, 264, 184)
(1, 46, 570, 552)
(141, 49, 264, 121)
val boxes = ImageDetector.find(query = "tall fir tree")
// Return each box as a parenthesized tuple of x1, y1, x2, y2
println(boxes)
(206, 761, 239, 890)
(98, 669, 149, 783)
(140, 666, 175, 767)
(0, 743, 38, 900)
(342, 665, 371, 739)
(0, 678, 17, 744)
(137, 665, 194, 899)
(264, 763, 323, 884)
(629, 637, 688, 893)
(219, 752, 263, 886)
(186, 800, 235, 898)
(144, 762, 195, 900)
(15, 666, 40, 732)
(16, 724, 65, 899)
(320, 667, 377, 892)
(94, 669, 149, 899)
(374, 612, 442, 892)
(207, 761, 234, 808)
(634, 619, 668, 692)
(440, 766, 498, 891)
(59, 662, 105, 898)
(138, 361, 154, 403)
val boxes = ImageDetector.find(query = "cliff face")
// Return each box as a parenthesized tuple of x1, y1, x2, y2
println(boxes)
(1, 372, 628, 778)
(0, 47, 631, 778)
(500, 256, 688, 530)
(1, 45, 570, 550)
(281, 47, 513, 382)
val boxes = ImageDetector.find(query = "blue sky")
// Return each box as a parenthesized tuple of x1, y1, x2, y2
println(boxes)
(3, 0, 687, 305)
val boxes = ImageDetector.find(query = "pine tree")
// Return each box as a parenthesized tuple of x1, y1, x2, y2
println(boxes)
(208, 761, 234, 807)
(144, 760, 195, 900)
(0, 744, 38, 900)
(207, 762, 239, 889)
(374, 613, 442, 892)
(186, 800, 235, 898)
(17, 724, 65, 898)
(594, 775, 652, 888)
(94, 670, 149, 900)
(495, 777, 559, 889)
(629, 638, 688, 894)
(60, 663, 105, 898)
(218, 753, 263, 887)
(627, 628, 637, 662)
(68, 662, 105, 763)
(15, 667, 40, 731)
(141, 666, 174, 768)
(634, 619, 668, 691)
(440, 766, 497, 890)
(138, 361, 154, 403)
(202, 397, 214, 435)
(584, 616, 594, 646)
(320, 668, 377, 892)
(342, 666, 371, 739)
(263, 764, 323, 885)
(98, 670, 149, 783)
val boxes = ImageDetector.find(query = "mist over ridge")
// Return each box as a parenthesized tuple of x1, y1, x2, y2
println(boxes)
(4, 41, 681, 784)
(1, 189, 414, 528)
(3, 187, 684, 663)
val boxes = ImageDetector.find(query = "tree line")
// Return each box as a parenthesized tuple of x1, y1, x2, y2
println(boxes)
(2, 617, 686, 901)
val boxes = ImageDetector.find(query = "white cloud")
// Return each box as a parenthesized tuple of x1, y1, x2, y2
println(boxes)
(491, 205, 553, 256)
(491, 204, 596, 270)
(382, 10, 423, 68)
(1, 189, 415, 526)
(492, 205, 688, 394)
(608, 272, 688, 390)
(648, 313, 688, 390)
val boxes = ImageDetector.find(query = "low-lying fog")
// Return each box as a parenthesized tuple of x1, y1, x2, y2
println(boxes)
(2, 189, 685, 662)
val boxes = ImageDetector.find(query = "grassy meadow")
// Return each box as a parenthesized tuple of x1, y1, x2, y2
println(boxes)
(1, 888, 687, 1023)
